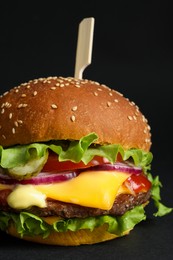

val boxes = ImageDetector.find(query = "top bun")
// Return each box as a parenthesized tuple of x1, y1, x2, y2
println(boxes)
(0, 77, 151, 151)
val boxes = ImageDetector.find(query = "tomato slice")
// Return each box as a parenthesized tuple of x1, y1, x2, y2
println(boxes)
(41, 152, 151, 193)
(42, 152, 109, 172)
(124, 173, 151, 193)
(42, 152, 122, 172)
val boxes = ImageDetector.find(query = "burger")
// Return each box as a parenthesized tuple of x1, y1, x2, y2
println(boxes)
(0, 76, 171, 245)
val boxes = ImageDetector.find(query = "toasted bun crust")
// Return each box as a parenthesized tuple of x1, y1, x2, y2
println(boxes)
(0, 77, 151, 150)
(7, 223, 131, 246)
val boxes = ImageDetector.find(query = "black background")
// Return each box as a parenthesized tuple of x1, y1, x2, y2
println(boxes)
(0, 1, 173, 259)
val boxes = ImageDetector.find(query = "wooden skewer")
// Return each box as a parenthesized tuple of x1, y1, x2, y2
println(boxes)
(74, 17, 95, 79)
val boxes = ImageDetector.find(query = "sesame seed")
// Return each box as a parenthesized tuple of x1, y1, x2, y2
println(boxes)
(21, 94, 26, 97)
(135, 105, 139, 111)
(127, 116, 133, 120)
(101, 84, 108, 88)
(26, 85, 30, 89)
(71, 115, 76, 122)
(94, 81, 100, 85)
(15, 89, 19, 93)
(116, 91, 123, 96)
(73, 78, 79, 82)
(14, 121, 19, 127)
(130, 101, 135, 106)
(4, 102, 11, 108)
(51, 104, 58, 109)
(142, 115, 147, 122)
(9, 113, 13, 119)
(114, 99, 119, 103)
(107, 101, 111, 107)
(75, 84, 80, 88)
(57, 79, 64, 83)
(33, 91, 37, 96)
(2, 135, 6, 139)
(81, 80, 87, 84)
(5, 102, 9, 107)
(109, 92, 113, 96)
(135, 111, 139, 116)
(12, 128, 15, 134)
(50, 87, 56, 90)
(1, 108, 5, 114)
(17, 120, 23, 124)
(60, 84, 65, 87)
(94, 92, 98, 96)
(97, 88, 102, 91)
(67, 78, 72, 82)
(71, 106, 78, 111)
(3, 91, 9, 96)
(18, 104, 28, 108)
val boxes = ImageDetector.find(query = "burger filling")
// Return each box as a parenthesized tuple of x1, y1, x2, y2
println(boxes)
(0, 133, 172, 238)
(0, 190, 151, 218)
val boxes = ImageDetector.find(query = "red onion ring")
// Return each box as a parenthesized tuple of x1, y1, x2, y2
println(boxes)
(0, 171, 78, 185)
(87, 162, 142, 174)
(0, 162, 142, 185)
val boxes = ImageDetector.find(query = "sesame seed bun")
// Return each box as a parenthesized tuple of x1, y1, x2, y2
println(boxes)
(0, 76, 151, 150)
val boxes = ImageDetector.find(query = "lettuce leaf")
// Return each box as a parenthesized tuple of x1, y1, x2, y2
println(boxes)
(147, 174, 173, 216)
(0, 205, 146, 238)
(0, 133, 152, 173)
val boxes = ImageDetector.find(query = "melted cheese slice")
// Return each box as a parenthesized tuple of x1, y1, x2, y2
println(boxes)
(35, 170, 130, 210)
(3, 170, 130, 210)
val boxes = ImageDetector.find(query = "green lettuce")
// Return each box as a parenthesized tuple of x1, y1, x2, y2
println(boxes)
(0, 133, 152, 173)
(0, 205, 146, 238)
(147, 174, 173, 217)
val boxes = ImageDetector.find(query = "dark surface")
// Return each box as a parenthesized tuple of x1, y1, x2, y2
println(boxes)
(0, 1, 173, 259)
(0, 216, 172, 260)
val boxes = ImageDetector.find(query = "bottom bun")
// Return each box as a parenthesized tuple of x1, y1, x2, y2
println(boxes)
(7, 223, 131, 246)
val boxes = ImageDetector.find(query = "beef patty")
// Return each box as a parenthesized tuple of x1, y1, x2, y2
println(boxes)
(0, 189, 150, 218)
